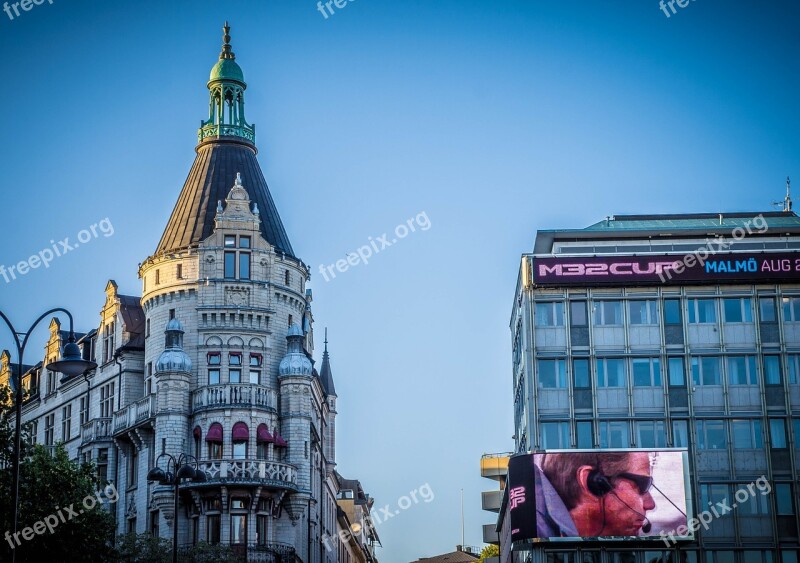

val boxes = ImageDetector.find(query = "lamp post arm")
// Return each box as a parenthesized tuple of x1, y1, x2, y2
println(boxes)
(18, 307, 75, 353)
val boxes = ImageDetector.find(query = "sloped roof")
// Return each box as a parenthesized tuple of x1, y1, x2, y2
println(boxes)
(414, 550, 479, 563)
(155, 141, 295, 258)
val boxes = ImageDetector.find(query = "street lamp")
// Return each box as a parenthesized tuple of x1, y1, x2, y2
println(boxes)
(0, 308, 97, 563)
(147, 452, 207, 563)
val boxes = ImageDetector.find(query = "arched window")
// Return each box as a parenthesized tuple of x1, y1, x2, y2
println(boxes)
(193, 426, 202, 459)
(206, 423, 223, 460)
(232, 422, 249, 459)
(256, 424, 273, 460)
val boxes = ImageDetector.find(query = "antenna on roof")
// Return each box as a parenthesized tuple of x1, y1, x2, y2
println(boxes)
(773, 176, 792, 212)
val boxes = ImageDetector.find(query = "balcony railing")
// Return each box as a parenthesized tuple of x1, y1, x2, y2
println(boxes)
(113, 395, 156, 434)
(190, 458, 298, 490)
(81, 417, 112, 445)
(191, 384, 277, 413)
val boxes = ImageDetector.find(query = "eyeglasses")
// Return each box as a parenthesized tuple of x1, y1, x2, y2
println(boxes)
(614, 472, 653, 495)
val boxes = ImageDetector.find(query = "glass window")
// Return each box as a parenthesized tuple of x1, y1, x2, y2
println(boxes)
(664, 299, 682, 324)
(540, 422, 570, 449)
(573, 359, 590, 388)
(570, 301, 588, 326)
(738, 492, 770, 515)
(776, 484, 794, 515)
(596, 358, 626, 388)
(700, 485, 729, 513)
(794, 419, 800, 448)
(249, 370, 260, 385)
(209, 369, 220, 385)
(688, 299, 717, 323)
(229, 369, 241, 384)
(239, 236, 251, 249)
(249, 354, 262, 367)
(224, 251, 236, 278)
(697, 420, 727, 449)
(233, 441, 247, 459)
(239, 252, 251, 280)
(732, 419, 763, 449)
(727, 356, 758, 385)
(209, 442, 223, 460)
(764, 356, 782, 385)
(672, 420, 689, 447)
(208, 352, 221, 365)
(782, 552, 798, 563)
(630, 300, 658, 325)
(207, 515, 221, 544)
(668, 357, 686, 386)
(538, 359, 567, 388)
(723, 298, 753, 323)
(788, 355, 800, 384)
(599, 421, 629, 448)
(760, 297, 777, 322)
(535, 302, 565, 327)
(771, 419, 788, 448)
(593, 301, 623, 325)
(576, 421, 593, 448)
(257, 442, 269, 460)
(636, 420, 666, 448)
(256, 514, 269, 546)
(692, 356, 721, 385)
(229, 353, 242, 366)
(632, 358, 661, 387)
(224, 235, 236, 247)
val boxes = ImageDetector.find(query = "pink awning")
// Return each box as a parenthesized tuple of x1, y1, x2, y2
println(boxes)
(232, 422, 249, 441)
(257, 424, 274, 443)
(206, 422, 223, 443)
(274, 432, 288, 448)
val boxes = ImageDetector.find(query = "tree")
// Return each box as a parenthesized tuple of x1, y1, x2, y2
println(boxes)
(0, 385, 117, 562)
(479, 544, 500, 561)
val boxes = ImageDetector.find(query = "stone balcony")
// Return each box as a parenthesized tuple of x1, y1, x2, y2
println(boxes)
(112, 395, 156, 435)
(185, 458, 298, 491)
(191, 384, 277, 413)
(81, 417, 112, 445)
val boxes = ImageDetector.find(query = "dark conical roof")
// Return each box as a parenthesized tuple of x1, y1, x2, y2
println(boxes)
(155, 141, 295, 258)
(319, 330, 336, 396)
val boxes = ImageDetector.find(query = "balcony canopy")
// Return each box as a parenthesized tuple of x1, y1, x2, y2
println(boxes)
(257, 423, 274, 443)
(206, 422, 223, 443)
(232, 421, 249, 441)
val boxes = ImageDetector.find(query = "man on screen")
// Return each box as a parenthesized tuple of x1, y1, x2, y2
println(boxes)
(538, 452, 656, 537)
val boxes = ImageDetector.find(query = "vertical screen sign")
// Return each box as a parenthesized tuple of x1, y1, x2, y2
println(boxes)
(532, 252, 800, 286)
(507, 450, 692, 543)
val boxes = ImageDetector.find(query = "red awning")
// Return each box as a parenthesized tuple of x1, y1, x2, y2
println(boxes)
(206, 422, 223, 443)
(232, 421, 249, 441)
(193, 426, 202, 440)
(274, 432, 288, 448)
(256, 424, 274, 443)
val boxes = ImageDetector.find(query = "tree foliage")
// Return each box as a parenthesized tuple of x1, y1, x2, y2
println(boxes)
(479, 544, 500, 561)
(0, 385, 116, 562)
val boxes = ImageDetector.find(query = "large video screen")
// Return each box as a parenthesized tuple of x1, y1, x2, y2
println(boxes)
(507, 450, 692, 542)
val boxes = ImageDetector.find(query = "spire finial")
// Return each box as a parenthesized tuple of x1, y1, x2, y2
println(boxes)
(220, 21, 235, 60)
(324, 327, 329, 352)
(787, 176, 793, 212)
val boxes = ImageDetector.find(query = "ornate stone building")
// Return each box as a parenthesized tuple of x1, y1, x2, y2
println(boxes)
(0, 24, 378, 563)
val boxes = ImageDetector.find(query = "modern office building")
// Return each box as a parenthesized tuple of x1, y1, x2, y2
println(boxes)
(503, 207, 800, 563)
(0, 24, 378, 563)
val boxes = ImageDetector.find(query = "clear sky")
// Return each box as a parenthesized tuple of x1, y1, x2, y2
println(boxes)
(1, 0, 799, 561)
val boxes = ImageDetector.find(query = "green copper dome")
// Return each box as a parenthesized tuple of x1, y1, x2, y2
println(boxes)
(210, 58, 244, 83)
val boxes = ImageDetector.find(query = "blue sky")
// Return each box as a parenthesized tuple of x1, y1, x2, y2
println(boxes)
(1, 0, 799, 561)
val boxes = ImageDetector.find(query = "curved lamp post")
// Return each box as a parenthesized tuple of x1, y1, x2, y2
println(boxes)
(0, 308, 97, 563)
(147, 452, 207, 563)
